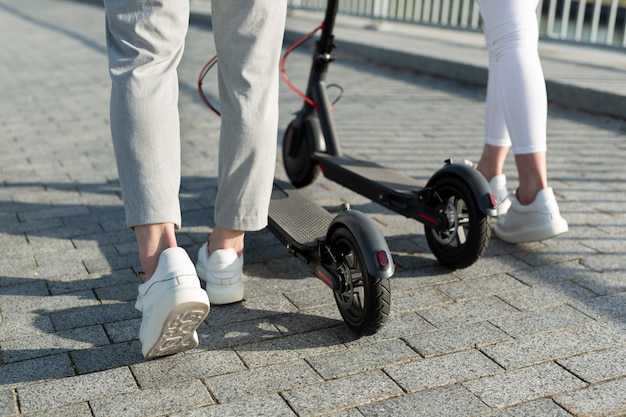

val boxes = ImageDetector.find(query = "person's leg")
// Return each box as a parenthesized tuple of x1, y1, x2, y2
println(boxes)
(477, 0, 548, 200)
(515, 152, 548, 205)
(105, 0, 209, 358)
(476, 0, 567, 243)
(195, 0, 287, 304)
(105, 0, 188, 275)
(212, 0, 287, 235)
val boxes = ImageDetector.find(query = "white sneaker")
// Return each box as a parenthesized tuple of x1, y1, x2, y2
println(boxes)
(488, 174, 512, 217)
(493, 187, 569, 243)
(135, 247, 210, 359)
(196, 243, 244, 305)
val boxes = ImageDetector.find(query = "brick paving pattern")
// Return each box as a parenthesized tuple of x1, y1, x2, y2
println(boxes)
(1, 0, 626, 416)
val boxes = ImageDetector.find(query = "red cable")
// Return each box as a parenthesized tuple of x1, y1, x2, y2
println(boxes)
(197, 55, 220, 116)
(280, 22, 325, 110)
(198, 22, 325, 115)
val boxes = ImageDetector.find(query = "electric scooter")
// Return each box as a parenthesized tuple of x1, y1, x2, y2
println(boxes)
(280, 0, 497, 270)
(198, 61, 393, 336)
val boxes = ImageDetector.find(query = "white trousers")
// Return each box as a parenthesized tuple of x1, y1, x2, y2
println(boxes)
(104, 0, 287, 230)
(477, 0, 547, 155)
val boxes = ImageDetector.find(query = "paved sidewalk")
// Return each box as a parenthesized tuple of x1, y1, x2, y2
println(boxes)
(1, 0, 626, 416)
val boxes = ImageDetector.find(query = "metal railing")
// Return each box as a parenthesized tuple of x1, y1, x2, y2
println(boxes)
(287, 0, 626, 47)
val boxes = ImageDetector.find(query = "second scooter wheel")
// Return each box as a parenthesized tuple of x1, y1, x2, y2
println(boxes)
(424, 175, 491, 269)
(282, 119, 321, 188)
(329, 226, 390, 335)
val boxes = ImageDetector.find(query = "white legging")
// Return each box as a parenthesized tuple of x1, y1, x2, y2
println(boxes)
(477, 0, 547, 155)
(104, 0, 287, 230)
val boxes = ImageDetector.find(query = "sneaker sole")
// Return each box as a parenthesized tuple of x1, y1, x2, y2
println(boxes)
(204, 281, 244, 305)
(494, 217, 569, 243)
(142, 289, 210, 359)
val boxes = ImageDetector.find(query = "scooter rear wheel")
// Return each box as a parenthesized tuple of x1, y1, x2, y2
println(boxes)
(424, 175, 490, 269)
(282, 119, 321, 188)
(329, 226, 390, 335)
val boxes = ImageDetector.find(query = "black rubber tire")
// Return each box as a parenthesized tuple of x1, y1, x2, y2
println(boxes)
(424, 175, 491, 269)
(329, 227, 390, 335)
(282, 119, 321, 188)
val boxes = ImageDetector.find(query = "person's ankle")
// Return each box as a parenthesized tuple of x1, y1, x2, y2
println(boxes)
(516, 186, 544, 206)
(208, 227, 245, 256)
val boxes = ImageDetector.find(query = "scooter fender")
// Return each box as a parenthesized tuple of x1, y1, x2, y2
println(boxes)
(327, 209, 395, 279)
(426, 161, 498, 217)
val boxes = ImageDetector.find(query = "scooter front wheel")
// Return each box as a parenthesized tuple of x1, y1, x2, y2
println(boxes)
(329, 226, 390, 335)
(424, 175, 490, 269)
(282, 119, 321, 188)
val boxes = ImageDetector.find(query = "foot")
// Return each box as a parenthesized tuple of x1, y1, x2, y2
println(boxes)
(135, 247, 210, 359)
(196, 242, 244, 305)
(493, 187, 569, 243)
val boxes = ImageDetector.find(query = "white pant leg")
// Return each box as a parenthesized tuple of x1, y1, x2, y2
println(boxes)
(477, 0, 547, 155)
(104, 0, 189, 228)
(212, 0, 288, 231)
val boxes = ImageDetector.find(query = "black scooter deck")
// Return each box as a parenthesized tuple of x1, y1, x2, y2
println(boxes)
(268, 180, 334, 248)
(317, 154, 422, 196)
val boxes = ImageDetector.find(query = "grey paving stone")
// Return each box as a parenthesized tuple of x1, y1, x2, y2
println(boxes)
(46, 270, 136, 296)
(496, 280, 595, 311)
(282, 370, 403, 417)
(90, 379, 211, 417)
(582, 252, 626, 272)
(323, 410, 365, 417)
(390, 286, 452, 314)
(270, 303, 345, 335)
(0, 315, 55, 342)
(506, 261, 593, 286)
(103, 318, 141, 344)
(283, 284, 335, 309)
(235, 327, 346, 368)
(131, 349, 246, 388)
(404, 322, 511, 357)
(359, 385, 489, 417)
(451, 255, 530, 280)
(307, 339, 418, 379)
(481, 399, 573, 417)
(0, 389, 17, 417)
(555, 378, 626, 417)
(18, 402, 94, 417)
(570, 292, 626, 320)
(569, 319, 626, 349)
(50, 301, 140, 331)
(71, 341, 144, 374)
(1, 325, 109, 363)
(16, 367, 137, 413)
(170, 394, 297, 417)
(205, 359, 321, 402)
(571, 270, 626, 296)
(335, 311, 434, 346)
(464, 362, 586, 408)
(385, 349, 502, 393)
(0, 354, 74, 390)
(419, 296, 519, 328)
(0, 290, 99, 320)
(200, 293, 299, 327)
(488, 305, 595, 338)
(510, 241, 595, 267)
(437, 273, 528, 301)
(0, 280, 49, 305)
(198, 317, 282, 350)
(482, 329, 591, 370)
(558, 345, 626, 384)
